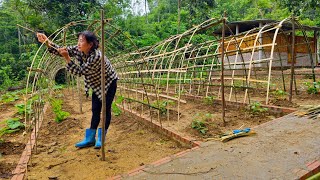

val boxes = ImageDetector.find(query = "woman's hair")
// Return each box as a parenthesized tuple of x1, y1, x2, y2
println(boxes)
(77, 31, 99, 51)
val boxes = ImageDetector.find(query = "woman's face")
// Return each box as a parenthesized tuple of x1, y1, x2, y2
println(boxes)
(77, 35, 93, 54)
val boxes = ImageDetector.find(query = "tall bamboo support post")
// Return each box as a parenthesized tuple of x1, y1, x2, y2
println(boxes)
(77, 77, 83, 113)
(221, 13, 226, 126)
(289, 14, 296, 102)
(100, 9, 106, 161)
(316, 31, 319, 65)
(313, 30, 318, 81)
(178, 0, 181, 34)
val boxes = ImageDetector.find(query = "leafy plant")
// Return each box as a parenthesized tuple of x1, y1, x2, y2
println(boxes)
(111, 96, 124, 116)
(0, 118, 25, 140)
(305, 82, 320, 94)
(191, 113, 212, 135)
(248, 102, 268, 115)
(0, 92, 19, 103)
(152, 100, 175, 114)
(272, 89, 288, 100)
(49, 98, 70, 123)
(15, 103, 32, 115)
(203, 96, 216, 105)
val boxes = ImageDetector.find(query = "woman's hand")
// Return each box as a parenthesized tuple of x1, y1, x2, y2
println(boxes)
(36, 33, 51, 47)
(36, 33, 48, 43)
(58, 47, 71, 63)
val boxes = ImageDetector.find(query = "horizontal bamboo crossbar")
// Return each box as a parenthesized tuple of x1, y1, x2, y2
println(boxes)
(119, 86, 187, 103)
(118, 68, 187, 75)
(210, 77, 268, 83)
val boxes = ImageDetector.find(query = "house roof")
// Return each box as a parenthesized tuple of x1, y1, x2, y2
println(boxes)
(213, 19, 320, 35)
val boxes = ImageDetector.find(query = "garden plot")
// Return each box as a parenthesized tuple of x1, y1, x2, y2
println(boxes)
(0, 90, 28, 179)
(124, 93, 290, 141)
(26, 89, 188, 180)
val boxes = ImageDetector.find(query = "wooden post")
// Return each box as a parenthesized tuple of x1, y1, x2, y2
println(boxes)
(316, 31, 319, 65)
(145, 0, 148, 24)
(178, 0, 181, 34)
(221, 12, 226, 126)
(100, 9, 106, 161)
(289, 14, 296, 102)
(77, 77, 83, 113)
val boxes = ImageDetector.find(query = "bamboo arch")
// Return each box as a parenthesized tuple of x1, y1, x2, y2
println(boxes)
(23, 15, 319, 158)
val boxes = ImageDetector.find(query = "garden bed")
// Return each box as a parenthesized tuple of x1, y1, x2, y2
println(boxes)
(0, 92, 28, 179)
(26, 89, 189, 179)
(126, 95, 293, 141)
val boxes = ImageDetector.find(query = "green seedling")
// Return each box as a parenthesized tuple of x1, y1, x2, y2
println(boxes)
(0, 92, 19, 103)
(15, 103, 32, 115)
(111, 96, 124, 116)
(191, 113, 212, 135)
(248, 102, 268, 115)
(49, 98, 70, 123)
(305, 81, 320, 94)
(152, 100, 175, 114)
(272, 89, 288, 100)
(203, 96, 216, 105)
(0, 118, 25, 141)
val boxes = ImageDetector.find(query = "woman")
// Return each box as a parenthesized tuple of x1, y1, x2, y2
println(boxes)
(37, 31, 118, 149)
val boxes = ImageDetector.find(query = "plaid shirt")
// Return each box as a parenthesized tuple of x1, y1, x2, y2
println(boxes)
(48, 44, 118, 101)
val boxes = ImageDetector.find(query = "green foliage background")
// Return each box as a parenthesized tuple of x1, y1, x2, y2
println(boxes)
(0, 0, 319, 90)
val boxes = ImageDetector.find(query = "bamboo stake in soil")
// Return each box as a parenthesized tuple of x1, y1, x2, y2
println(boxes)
(77, 77, 83, 113)
(221, 12, 226, 126)
(100, 9, 106, 161)
(289, 14, 296, 102)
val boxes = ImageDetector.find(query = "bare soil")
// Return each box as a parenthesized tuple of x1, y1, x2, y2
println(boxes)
(26, 89, 188, 180)
(0, 100, 28, 179)
(132, 95, 288, 142)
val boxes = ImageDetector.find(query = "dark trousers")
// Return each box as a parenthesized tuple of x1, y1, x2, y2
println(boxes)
(90, 80, 117, 130)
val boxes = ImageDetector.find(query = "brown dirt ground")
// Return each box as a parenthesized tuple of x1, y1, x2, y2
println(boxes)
(0, 100, 28, 180)
(130, 95, 287, 142)
(26, 89, 188, 180)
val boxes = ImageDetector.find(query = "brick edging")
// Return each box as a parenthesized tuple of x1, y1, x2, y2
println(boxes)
(108, 146, 201, 180)
(121, 106, 202, 148)
(11, 104, 48, 180)
(292, 159, 320, 180)
(107, 106, 202, 179)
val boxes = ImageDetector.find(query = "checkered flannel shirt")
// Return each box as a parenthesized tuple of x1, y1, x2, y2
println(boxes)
(48, 44, 118, 101)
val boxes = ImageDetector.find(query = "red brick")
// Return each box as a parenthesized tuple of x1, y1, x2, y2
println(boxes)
(307, 160, 320, 174)
(175, 149, 191, 158)
(151, 156, 171, 167)
(107, 175, 122, 180)
(128, 165, 145, 176)
(294, 169, 311, 180)
(192, 146, 200, 150)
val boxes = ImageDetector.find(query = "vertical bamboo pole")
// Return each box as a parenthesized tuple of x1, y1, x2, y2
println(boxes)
(100, 9, 106, 161)
(221, 13, 226, 126)
(18, 27, 21, 54)
(77, 77, 83, 113)
(289, 14, 296, 102)
(314, 30, 318, 80)
(145, 0, 148, 24)
(178, 0, 181, 34)
(316, 31, 319, 66)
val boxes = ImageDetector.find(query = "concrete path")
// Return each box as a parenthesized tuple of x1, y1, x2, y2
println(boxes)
(125, 113, 320, 179)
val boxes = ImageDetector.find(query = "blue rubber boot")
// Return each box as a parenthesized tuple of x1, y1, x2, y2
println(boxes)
(75, 128, 96, 148)
(94, 128, 107, 149)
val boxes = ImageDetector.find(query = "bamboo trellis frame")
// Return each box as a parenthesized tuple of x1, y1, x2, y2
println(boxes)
(23, 15, 319, 166)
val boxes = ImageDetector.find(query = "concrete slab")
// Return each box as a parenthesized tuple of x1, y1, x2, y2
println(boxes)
(124, 113, 320, 179)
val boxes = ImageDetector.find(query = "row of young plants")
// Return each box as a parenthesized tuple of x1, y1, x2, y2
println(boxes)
(0, 86, 70, 142)
(0, 89, 30, 142)
(191, 96, 269, 136)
